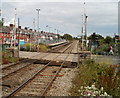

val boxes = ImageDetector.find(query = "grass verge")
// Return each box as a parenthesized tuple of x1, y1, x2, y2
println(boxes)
(69, 59, 120, 96)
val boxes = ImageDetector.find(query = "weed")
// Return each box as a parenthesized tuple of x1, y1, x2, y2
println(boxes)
(70, 59, 120, 96)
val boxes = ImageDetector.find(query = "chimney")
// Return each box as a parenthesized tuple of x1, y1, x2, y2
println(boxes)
(25, 27, 28, 30)
(41, 31, 43, 33)
(18, 26, 21, 29)
(10, 24, 14, 27)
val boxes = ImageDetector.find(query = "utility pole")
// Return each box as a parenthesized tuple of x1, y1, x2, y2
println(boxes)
(81, 15, 84, 51)
(36, 9, 40, 32)
(84, 2, 88, 50)
(81, 2, 88, 51)
(36, 8, 40, 52)
(18, 18, 20, 58)
(13, 8, 17, 47)
(33, 18, 35, 31)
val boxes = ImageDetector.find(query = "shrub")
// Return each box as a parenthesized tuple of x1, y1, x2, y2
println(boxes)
(2, 51, 19, 64)
(39, 44, 48, 52)
(20, 43, 48, 52)
(70, 59, 120, 96)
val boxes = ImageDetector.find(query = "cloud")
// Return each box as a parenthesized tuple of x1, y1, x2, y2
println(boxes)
(1, 2, 118, 37)
(2, 0, 119, 2)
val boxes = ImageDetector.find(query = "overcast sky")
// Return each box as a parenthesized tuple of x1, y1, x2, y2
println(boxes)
(1, 0, 119, 37)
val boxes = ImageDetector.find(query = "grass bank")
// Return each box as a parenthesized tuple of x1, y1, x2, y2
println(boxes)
(20, 43, 48, 52)
(2, 51, 19, 64)
(70, 59, 120, 96)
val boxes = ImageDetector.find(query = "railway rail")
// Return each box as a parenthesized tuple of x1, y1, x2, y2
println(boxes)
(1, 53, 50, 80)
(3, 41, 77, 97)
(1, 41, 76, 81)
(48, 42, 70, 53)
(5, 54, 70, 97)
(1, 52, 44, 70)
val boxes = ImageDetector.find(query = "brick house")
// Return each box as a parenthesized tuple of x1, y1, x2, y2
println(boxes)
(0, 24, 60, 48)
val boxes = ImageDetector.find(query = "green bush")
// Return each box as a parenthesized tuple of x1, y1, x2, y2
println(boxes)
(2, 51, 19, 64)
(70, 59, 120, 96)
(20, 43, 48, 52)
(39, 44, 47, 52)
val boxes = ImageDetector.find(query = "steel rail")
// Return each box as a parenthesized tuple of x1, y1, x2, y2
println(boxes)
(5, 53, 62, 98)
(1, 53, 45, 70)
(1, 53, 50, 80)
(40, 53, 70, 96)
(5, 41, 76, 97)
(49, 42, 70, 53)
(41, 42, 74, 96)
(62, 41, 74, 53)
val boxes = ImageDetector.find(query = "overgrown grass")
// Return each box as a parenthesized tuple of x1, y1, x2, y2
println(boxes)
(38, 44, 48, 52)
(20, 43, 48, 52)
(70, 59, 120, 96)
(2, 51, 19, 64)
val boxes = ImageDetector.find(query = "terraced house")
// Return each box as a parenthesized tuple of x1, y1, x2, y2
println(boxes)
(0, 24, 60, 50)
(0, 24, 38, 49)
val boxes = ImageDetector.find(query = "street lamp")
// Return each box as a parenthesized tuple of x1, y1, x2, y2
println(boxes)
(46, 25, 52, 33)
(49, 27, 52, 33)
(13, 8, 17, 47)
(36, 8, 40, 52)
(36, 8, 40, 32)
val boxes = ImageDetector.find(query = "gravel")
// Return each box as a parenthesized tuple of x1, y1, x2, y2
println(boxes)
(46, 67, 77, 96)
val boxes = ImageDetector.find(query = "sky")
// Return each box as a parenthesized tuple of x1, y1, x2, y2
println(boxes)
(0, 0, 119, 37)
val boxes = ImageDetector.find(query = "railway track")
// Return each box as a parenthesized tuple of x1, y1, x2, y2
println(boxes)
(3, 41, 76, 97)
(1, 52, 44, 70)
(62, 41, 76, 53)
(1, 41, 76, 81)
(5, 52, 70, 97)
(48, 42, 70, 53)
(1, 53, 50, 80)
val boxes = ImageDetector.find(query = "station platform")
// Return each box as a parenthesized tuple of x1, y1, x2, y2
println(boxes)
(47, 41, 68, 47)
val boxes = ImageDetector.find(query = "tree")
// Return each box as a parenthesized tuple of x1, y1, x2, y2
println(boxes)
(57, 34, 61, 39)
(0, 20, 3, 28)
(88, 32, 104, 40)
(63, 34, 73, 40)
(104, 36, 113, 45)
(0, 18, 4, 28)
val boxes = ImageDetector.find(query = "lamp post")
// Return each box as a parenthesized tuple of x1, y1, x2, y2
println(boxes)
(36, 8, 40, 52)
(49, 27, 52, 33)
(13, 8, 17, 47)
(83, 2, 88, 50)
(18, 18, 20, 58)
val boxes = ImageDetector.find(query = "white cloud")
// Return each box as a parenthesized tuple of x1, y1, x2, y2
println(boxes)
(2, 0, 119, 2)
(1, 2, 118, 37)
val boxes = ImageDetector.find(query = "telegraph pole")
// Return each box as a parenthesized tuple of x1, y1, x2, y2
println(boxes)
(13, 8, 17, 47)
(84, 2, 88, 49)
(33, 18, 35, 31)
(18, 18, 20, 58)
(36, 8, 40, 52)
(81, 15, 84, 51)
(36, 9, 40, 32)
(81, 2, 88, 50)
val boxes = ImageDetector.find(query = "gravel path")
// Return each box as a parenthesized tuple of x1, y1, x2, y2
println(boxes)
(46, 67, 77, 96)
